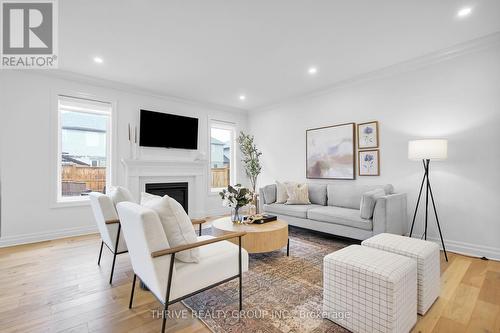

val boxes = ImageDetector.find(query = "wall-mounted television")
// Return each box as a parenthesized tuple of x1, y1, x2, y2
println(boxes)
(139, 109, 198, 149)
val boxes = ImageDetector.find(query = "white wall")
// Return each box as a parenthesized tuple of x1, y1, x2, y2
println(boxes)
(0, 71, 248, 246)
(249, 43, 500, 260)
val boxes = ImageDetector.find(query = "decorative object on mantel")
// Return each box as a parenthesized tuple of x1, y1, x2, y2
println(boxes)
(408, 139, 448, 261)
(357, 121, 379, 149)
(237, 132, 262, 213)
(306, 122, 355, 180)
(358, 149, 380, 176)
(219, 184, 253, 223)
(128, 123, 138, 160)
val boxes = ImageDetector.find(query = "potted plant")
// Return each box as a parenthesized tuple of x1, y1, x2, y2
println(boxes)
(237, 132, 262, 212)
(219, 184, 253, 223)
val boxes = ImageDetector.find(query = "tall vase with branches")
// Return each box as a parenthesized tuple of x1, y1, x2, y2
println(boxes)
(237, 132, 262, 212)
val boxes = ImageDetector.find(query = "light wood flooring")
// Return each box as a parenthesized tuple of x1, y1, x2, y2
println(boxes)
(0, 232, 499, 333)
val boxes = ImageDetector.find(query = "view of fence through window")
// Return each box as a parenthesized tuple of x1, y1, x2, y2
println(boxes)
(210, 125, 233, 189)
(58, 96, 111, 198)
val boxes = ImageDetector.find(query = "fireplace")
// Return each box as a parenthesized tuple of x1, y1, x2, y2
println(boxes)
(145, 182, 189, 213)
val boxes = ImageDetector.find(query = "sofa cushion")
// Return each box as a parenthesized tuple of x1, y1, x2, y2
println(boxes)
(264, 203, 322, 219)
(307, 206, 373, 231)
(262, 184, 277, 204)
(308, 183, 327, 206)
(327, 184, 394, 209)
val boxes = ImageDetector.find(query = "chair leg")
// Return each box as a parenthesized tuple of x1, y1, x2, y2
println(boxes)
(129, 274, 137, 309)
(109, 224, 122, 285)
(162, 253, 176, 333)
(97, 241, 104, 265)
(286, 238, 290, 257)
(109, 252, 117, 284)
(199, 224, 202, 236)
(161, 303, 169, 333)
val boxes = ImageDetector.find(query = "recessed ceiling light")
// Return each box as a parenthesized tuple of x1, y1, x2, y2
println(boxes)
(239, 95, 246, 101)
(93, 56, 103, 64)
(308, 67, 318, 75)
(457, 7, 472, 18)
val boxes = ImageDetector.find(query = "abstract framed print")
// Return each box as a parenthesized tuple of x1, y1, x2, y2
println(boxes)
(306, 123, 355, 179)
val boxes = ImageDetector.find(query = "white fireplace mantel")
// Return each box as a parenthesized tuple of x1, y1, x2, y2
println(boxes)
(121, 158, 208, 217)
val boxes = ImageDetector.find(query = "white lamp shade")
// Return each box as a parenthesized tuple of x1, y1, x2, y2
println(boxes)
(408, 139, 448, 160)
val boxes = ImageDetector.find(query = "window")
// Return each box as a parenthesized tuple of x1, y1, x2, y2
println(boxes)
(210, 121, 235, 191)
(57, 96, 112, 201)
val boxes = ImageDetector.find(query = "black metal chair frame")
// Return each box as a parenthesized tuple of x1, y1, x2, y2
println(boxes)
(128, 232, 245, 333)
(97, 220, 128, 284)
(98, 219, 206, 285)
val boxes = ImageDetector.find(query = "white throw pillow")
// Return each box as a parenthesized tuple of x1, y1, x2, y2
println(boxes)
(360, 188, 385, 219)
(141, 194, 199, 263)
(285, 183, 311, 205)
(276, 181, 292, 203)
(140, 192, 161, 205)
(108, 186, 135, 206)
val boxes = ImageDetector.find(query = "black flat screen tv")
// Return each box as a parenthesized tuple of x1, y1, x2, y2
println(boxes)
(139, 110, 198, 149)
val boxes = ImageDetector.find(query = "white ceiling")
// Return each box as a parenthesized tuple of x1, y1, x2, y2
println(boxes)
(59, 0, 500, 110)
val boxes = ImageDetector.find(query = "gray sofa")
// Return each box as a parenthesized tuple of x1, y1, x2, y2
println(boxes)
(259, 183, 407, 240)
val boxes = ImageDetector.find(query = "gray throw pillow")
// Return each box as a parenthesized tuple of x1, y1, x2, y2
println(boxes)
(262, 184, 277, 204)
(308, 184, 327, 205)
(360, 188, 385, 219)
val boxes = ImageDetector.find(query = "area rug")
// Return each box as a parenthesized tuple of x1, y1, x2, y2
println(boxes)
(183, 226, 356, 333)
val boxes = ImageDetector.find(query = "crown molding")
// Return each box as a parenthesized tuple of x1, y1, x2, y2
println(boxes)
(252, 31, 500, 113)
(23, 69, 249, 115)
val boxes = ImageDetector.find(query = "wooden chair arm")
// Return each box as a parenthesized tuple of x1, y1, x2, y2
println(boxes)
(151, 232, 246, 258)
(105, 219, 120, 224)
(191, 218, 206, 225)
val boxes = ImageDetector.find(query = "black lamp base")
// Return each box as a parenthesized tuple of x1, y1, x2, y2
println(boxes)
(409, 159, 448, 262)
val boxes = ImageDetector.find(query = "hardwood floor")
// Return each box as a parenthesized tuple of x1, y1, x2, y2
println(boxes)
(0, 233, 499, 333)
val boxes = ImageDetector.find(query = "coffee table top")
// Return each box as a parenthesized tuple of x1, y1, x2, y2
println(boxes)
(212, 216, 288, 233)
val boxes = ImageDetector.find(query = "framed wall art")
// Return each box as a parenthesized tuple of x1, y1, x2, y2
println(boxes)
(358, 149, 380, 176)
(357, 121, 379, 149)
(306, 123, 355, 179)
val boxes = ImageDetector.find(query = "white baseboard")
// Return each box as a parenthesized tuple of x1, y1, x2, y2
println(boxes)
(413, 235, 500, 261)
(0, 225, 99, 248)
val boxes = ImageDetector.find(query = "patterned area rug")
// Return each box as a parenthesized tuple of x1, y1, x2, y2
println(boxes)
(183, 226, 356, 333)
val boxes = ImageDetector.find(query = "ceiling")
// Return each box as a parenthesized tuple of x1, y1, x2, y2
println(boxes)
(58, 0, 500, 110)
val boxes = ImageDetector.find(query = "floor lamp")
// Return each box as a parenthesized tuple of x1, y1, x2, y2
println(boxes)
(408, 139, 448, 261)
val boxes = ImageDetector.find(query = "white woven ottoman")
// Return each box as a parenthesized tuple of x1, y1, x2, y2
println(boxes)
(362, 233, 440, 315)
(323, 245, 417, 333)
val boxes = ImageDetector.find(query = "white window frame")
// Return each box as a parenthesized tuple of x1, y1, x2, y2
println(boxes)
(51, 91, 116, 207)
(208, 120, 236, 193)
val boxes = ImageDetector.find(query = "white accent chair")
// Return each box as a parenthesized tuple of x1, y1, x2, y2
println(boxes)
(89, 192, 128, 284)
(116, 202, 249, 333)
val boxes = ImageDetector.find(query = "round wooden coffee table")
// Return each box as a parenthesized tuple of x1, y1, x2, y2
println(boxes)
(212, 217, 289, 255)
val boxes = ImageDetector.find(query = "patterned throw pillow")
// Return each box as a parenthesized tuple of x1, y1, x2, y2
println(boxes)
(285, 183, 311, 205)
